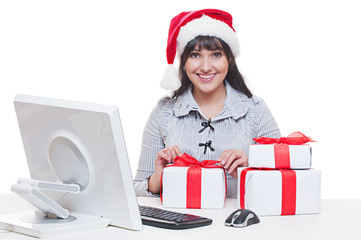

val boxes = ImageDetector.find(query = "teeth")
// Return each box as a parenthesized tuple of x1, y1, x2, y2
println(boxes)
(199, 74, 215, 79)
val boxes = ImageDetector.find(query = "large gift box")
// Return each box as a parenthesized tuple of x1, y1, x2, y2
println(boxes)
(249, 132, 314, 169)
(237, 167, 321, 216)
(161, 153, 226, 209)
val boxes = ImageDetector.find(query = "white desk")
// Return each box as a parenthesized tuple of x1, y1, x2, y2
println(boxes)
(0, 193, 360, 240)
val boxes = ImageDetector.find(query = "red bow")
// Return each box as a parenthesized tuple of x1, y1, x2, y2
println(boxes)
(253, 131, 315, 145)
(172, 153, 220, 169)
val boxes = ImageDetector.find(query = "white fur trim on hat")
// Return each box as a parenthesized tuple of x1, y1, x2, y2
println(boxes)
(177, 15, 240, 58)
(160, 64, 181, 91)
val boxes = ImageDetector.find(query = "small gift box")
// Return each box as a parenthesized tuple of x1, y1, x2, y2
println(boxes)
(237, 167, 321, 216)
(161, 153, 226, 209)
(249, 132, 314, 169)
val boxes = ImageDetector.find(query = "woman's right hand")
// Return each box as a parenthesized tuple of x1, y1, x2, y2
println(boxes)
(148, 145, 182, 194)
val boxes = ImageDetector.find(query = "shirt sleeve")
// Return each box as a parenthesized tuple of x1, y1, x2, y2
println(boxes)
(253, 98, 281, 139)
(133, 98, 168, 197)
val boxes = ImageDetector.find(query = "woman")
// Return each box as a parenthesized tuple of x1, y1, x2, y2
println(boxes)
(134, 9, 280, 198)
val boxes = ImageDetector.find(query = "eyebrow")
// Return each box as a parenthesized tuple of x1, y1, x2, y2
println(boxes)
(192, 48, 224, 52)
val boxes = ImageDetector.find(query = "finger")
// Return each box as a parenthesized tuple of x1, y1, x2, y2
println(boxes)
(224, 151, 239, 170)
(154, 152, 171, 177)
(227, 160, 239, 175)
(173, 145, 182, 156)
(239, 152, 248, 167)
(156, 151, 171, 165)
(218, 150, 232, 166)
(168, 147, 179, 161)
(224, 150, 246, 169)
(162, 149, 174, 163)
(228, 157, 248, 175)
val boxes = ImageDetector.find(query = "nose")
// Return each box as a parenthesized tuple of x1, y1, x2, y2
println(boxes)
(200, 58, 212, 72)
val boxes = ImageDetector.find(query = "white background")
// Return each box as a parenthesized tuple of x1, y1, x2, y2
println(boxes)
(0, 0, 360, 198)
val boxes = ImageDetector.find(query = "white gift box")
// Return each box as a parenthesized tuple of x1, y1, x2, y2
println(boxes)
(248, 144, 312, 169)
(161, 167, 226, 209)
(237, 168, 321, 216)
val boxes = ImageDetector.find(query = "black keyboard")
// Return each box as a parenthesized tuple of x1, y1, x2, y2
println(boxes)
(139, 205, 212, 230)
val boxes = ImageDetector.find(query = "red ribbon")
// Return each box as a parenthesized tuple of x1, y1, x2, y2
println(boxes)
(274, 144, 291, 169)
(253, 131, 314, 145)
(253, 131, 314, 169)
(279, 169, 296, 215)
(240, 168, 296, 215)
(160, 153, 226, 209)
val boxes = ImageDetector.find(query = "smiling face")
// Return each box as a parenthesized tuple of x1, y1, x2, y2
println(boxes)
(173, 36, 252, 100)
(184, 39, 229, 96)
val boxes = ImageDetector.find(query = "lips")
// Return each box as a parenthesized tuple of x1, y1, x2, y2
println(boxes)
(197, 73, 216, 82)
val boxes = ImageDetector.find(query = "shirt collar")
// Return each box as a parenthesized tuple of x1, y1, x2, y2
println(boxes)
(173, 82, 250, 120)
(172, 86, 199, 117)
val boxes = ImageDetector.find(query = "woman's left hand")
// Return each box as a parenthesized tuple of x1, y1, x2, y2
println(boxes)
(217, 149, 248, 178)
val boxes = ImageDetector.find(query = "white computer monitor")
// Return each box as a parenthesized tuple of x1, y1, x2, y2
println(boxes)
(6, 94, 143, 236)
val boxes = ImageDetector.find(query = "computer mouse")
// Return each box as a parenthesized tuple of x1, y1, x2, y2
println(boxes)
(224, 209, 260, 228)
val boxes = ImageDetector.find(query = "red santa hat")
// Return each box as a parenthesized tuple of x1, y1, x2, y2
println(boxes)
(160, 9, 240, 90)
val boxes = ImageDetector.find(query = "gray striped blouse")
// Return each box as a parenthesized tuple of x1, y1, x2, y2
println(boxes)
(134, 82, 281, 198)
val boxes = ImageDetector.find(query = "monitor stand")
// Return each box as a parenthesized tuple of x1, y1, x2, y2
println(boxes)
(0, 178, 110, 238)
(0, 210, 110, 238)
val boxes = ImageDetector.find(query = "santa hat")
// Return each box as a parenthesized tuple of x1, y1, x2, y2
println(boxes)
(160, 9, 240, 91)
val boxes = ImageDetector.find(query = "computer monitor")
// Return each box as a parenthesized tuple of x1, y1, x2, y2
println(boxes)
(8, 94, 142, 234)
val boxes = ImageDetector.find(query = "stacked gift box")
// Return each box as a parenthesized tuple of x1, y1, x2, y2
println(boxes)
(237, 132, 321, 216)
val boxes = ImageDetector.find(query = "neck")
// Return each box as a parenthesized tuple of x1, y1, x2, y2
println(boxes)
(192, 84, 227, 119)
(192, 84, 226, 105)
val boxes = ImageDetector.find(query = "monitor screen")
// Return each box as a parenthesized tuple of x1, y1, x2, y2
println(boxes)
(13, 94, 142, 231)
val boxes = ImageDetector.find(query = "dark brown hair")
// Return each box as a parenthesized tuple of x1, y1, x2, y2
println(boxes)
(171, 36, 252, 99)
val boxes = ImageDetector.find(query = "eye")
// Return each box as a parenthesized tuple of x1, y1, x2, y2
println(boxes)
(190, 52, 200, 58)
(213, 51, 223, 58)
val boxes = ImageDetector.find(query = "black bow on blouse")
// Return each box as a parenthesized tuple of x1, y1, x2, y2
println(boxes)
(198, 118, 214, 133)
(199, 140, 215, 154)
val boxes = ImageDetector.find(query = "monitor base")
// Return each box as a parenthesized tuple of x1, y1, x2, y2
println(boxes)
(0, 211, 110, 238)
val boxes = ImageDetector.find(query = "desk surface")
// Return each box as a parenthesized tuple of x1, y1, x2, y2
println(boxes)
(0, 194, 360, 240)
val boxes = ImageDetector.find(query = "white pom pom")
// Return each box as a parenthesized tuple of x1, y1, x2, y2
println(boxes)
(160, 65, 181, 91)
